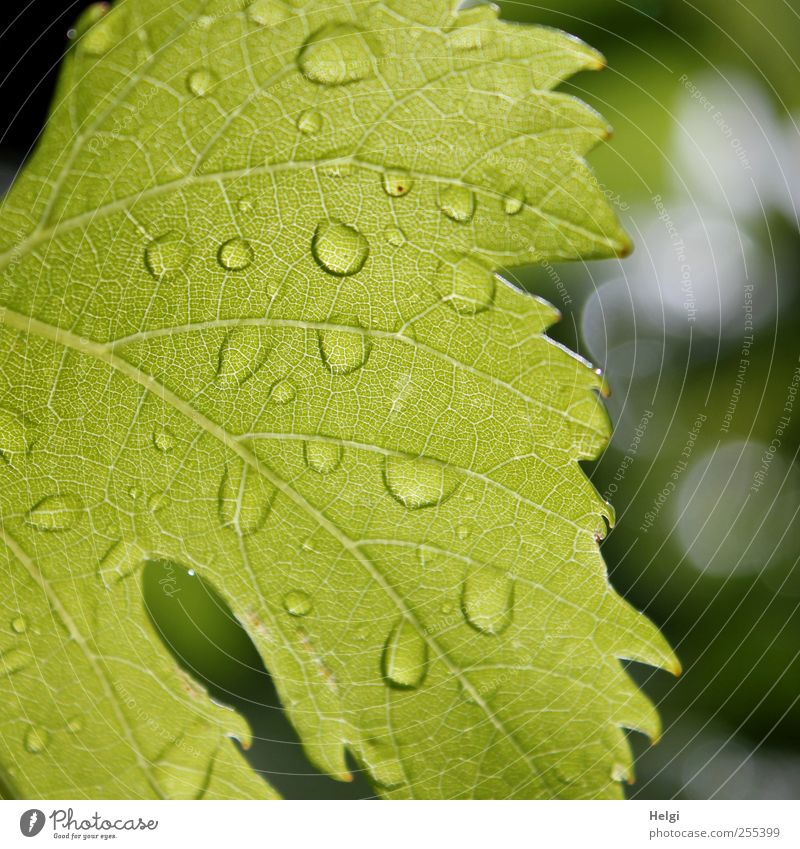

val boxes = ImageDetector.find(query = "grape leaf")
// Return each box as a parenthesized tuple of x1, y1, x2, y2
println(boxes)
(0, 0, 678, 799)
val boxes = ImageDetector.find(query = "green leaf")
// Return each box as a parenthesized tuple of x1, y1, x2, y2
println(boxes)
(0, 0, 677, 799)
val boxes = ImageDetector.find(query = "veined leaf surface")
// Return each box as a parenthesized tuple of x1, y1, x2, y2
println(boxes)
(0, 0, 677, 799)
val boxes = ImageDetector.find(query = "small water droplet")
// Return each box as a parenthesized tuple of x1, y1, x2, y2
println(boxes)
(312, 220, 369, 277)
(80, 5, 122, 56)
(24, 726, 50, 754)
(26, 494, 83, 532)
(187, 569, 196, 577)
(438, 185, 475, 222)
(304, 441, 343, 475)
(298, 22, 376, 86)
(382, 618, 428, 689)
(67, 716, 83, 734)
(218, 461, 276, 536)
(269, 379, 296, 405)
(1, 648, 29, 676)
(216, 326, 271, 387)
(384, 227, 406, 247)
(11, 616, 27, 634)
(0, 407, 31, 454)
(317, 327, 370, 375)
(383, 456, 460, 510)
(187, 68, 217, 97)
(502, 185, 525, 215)
(144, 232, 190, 278)
(128, 486, 141, 500)
(248, 0, 290, 27)
(153, 428, 176, 452)
(462, 566, 514, 635)
(456, 524, 470, 540)
(218, 237, 253, 270)
(283, 590, 312, 617)
(383, 170, 413, 198)
(434, 256, 495, 315)
(297, 109, 323, 135)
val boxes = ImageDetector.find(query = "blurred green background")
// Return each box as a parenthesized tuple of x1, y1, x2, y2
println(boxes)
(3, 0, 799, 799)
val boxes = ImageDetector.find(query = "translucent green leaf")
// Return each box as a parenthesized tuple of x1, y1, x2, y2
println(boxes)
(0, 0, 677, 799)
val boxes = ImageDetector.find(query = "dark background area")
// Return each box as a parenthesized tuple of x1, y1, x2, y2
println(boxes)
(2, 0, 798, 800)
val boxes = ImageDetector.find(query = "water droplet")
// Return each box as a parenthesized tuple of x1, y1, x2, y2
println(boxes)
(383, 170, 414, 198)
(297, 109, 323, 135)
(353, 738, 404, 790)
(147, 491, 167, 513)
(382, 618, 428, 689)
(502, 185, 525, 215)
(11, 616, 27, 634)
(67, 716, 83, 734)
(187, 68, 217, 97)
(128, 486, 141, 501)
(317, 327, 370, 375)
(26, 494, 83, 532)
(0, 407, 30, 454)
(434, 257, 495, 315)
(438, 185, 475, 222)
(383, 456, 460, 510)
(298, 22, 376, 86)
(218, 461, 276, 536)
(312, 220, 369, 277)
(153, 428, 176, 453)
(1, 648, 29, 676)
(384, 227, 406, 247)
(283, 590, 312, 617)
(456, 524, 470, 540)
(216, 326, 270, 387)
(24, 726, 50, 754)
(80, 6, 122, 56)
(304, 441, 343, 474)
(248, 0, 290, 27)
(269, 379, 296, 405)
(462, 566, 514, 635)
(144, 232, 190, 278)
(218, 237, 253, 270)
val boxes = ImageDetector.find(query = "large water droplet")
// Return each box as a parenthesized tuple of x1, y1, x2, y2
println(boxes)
(312, 220, 369, 277)
(304, 441, 343, 475)
(383, 170, 414, 198)
(283, 590, 312, 617)
(462, 566, 514, 635)
(382, 618, 428, 689)
(187, 68, 217, 97)
(144, 232, 190, 278)
(248, 0, 290, 27)
(216, 326, 270, 387)
(153, 428, 176, 453)
(269, 379, 296, 405)
(24, 725, 50, 754)
(383, 456, 460, 510)
(502, 185, 525, 216)
(438, 185, 475, 222)
(435, 257, 495, 315)
(11, 616, 27, 634)
(26, 494, 83, 532)
(218, 237, 254, 270)
(317, 327, 371, 375)
(218, 462, 276, 536)
(298, 23, 376, 86)
(0, 407, 30, 454)
(297, 109, 323, 135)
